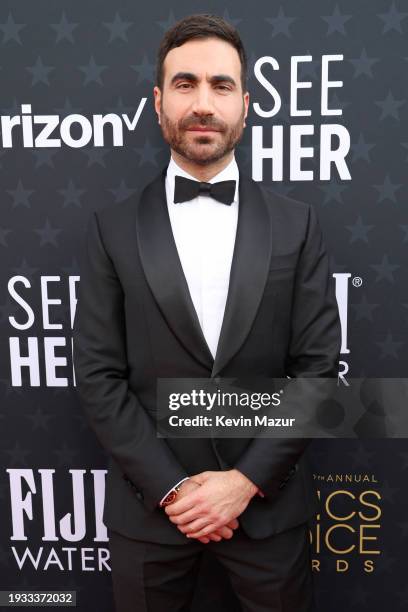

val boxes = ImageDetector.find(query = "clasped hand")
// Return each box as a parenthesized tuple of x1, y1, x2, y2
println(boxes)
(164, 469, 258, 544)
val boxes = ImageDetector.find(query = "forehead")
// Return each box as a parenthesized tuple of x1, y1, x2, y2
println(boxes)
(163, 37, 241, 84)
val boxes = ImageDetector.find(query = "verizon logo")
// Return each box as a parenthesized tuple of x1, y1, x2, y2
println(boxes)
(0, 99, 147, 148)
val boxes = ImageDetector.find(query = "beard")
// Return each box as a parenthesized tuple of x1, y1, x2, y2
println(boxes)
(159, 103, 245, 166)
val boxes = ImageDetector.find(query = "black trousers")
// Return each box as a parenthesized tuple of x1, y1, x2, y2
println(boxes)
(107, 521, 314, 612)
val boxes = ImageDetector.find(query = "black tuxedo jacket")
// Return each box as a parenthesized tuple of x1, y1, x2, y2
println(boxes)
(73, 164, 341, 544)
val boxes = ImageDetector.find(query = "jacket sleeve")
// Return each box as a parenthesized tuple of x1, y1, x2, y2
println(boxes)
(72, 211, 189, 511)
(233, 203, 341, 499)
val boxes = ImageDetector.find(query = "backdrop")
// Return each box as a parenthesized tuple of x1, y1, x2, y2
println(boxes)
(1, 1, 407, 610)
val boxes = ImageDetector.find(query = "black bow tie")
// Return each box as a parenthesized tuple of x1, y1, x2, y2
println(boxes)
(173, 175, 236, 206)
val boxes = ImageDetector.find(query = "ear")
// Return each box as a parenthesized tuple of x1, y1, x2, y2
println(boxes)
(243, 91, 250, 127)
(153, 86, 161, 124)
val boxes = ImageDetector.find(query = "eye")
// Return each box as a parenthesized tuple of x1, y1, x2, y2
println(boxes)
(176, 83, 192, 89)
(216, 85, 230, 91)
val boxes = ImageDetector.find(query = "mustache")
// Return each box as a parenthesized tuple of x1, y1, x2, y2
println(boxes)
(181, 117, 224, 131)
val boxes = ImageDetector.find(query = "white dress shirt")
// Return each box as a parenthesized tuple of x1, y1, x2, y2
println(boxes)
(159, 155, 239, 507)
(165, 154, 239, 358)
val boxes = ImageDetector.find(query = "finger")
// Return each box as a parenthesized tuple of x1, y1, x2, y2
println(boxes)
(168, 508, 203, 525)
(193, 528, 229, 542)
(207, 533, 222, 542)
(227, 518, 239, 529)
(216, 526, 233, 539)
(186, 523, 218, 539)
(165, 491, 201, 516)
(178, 517, 212, 534)
(194, 526, 231, 542)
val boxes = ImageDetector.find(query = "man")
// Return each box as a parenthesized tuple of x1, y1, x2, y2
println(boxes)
(73, 13, 341, 612)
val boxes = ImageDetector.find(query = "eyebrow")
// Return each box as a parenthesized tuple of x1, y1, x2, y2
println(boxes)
(170, 72, 237, 87)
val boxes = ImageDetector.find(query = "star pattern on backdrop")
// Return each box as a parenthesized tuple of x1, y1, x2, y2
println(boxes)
(0, 12, 26, 44)
(370, 254, 400, 282)
(50, 12, 79, 43)
(78, 55, 108, 85)
(345, 216, 374, 243)
(265, 7, 296, 38)
(321, 4, 352, 36)
(103, 13, 133, 42)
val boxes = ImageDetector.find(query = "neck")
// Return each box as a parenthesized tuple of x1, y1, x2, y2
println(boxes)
(170, 149, 234, 182)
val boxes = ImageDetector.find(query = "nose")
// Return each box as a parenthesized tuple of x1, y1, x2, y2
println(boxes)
(190, 84, 215, 116)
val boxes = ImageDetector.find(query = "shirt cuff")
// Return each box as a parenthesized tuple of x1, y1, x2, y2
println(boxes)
(159, 476, 190, 507)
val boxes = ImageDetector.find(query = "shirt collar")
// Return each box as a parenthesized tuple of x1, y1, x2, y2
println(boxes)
(166, 154, 239, 204)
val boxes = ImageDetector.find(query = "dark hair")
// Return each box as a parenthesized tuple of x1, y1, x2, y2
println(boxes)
(156, 13, 248, 93)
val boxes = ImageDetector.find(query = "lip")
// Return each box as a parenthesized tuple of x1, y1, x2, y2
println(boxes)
(187, 127, 219, 132)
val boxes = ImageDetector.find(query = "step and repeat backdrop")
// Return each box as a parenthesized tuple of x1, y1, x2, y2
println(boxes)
(1, 1, 407, 610)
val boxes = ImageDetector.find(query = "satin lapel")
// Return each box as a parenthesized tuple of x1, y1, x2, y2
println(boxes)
(210, 170, 272, 378)
(135, 166, 214, 371)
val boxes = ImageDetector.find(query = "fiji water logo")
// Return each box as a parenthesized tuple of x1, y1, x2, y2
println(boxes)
(334, 272, 363, 383)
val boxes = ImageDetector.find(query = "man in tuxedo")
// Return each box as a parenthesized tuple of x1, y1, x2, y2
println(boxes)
(73, 13, 341, 612)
